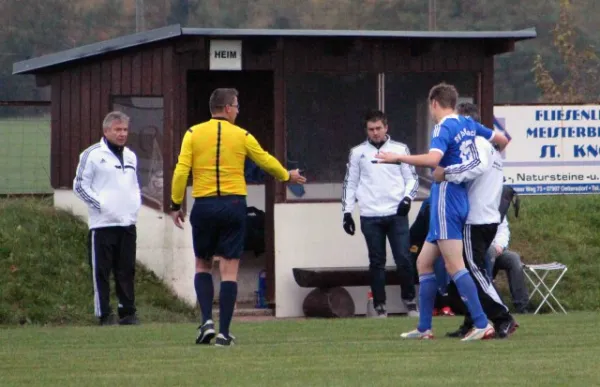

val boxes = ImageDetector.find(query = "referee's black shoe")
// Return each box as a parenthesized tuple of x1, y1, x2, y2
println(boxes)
(196, 320, 216, 344)
(445, 324, 471, 338)
(215, 333, 236, 347)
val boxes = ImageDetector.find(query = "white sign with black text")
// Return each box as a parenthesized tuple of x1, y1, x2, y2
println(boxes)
(493, 104, 600, 195)
(209, 40, 242, 71)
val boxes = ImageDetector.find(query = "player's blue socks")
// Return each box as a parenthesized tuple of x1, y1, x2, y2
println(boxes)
(417, 273, 437, 332)
(219, 281, 238, 338)
(452, 269, 488, 329)
(194, 272, 214, 324)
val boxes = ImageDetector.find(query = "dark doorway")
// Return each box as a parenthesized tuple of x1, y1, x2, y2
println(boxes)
(186, 70, 276, 305)
(187, 70, 274, 150)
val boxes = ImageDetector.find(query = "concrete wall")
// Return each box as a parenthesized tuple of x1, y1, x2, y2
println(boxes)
(54, 188, 267, 307)
(55, 183, 424, 317)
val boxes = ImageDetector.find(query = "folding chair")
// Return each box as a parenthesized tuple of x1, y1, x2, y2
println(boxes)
(522, 262, 568, 314)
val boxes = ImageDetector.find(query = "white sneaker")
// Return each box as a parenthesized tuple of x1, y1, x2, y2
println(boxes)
(461, 323, 495, 341)
(401, 328, 434, 339)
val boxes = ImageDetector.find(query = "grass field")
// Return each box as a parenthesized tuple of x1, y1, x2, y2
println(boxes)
(1, 313, 599, 386)
(0, 116, 52, 195)
(0, 197, 196, 325)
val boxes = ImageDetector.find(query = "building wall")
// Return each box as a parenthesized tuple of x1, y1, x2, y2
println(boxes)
(54, 186, 424, 317)
(46, 35, 493, 313)
(49, 42, 175, 212)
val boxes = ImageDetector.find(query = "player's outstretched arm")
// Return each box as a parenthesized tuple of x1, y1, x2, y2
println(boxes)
(374, 150, 442, 169)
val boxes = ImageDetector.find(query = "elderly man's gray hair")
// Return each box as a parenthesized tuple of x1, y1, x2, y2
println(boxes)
(102, 111, 130, 129)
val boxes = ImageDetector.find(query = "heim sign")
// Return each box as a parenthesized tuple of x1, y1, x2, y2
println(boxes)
(493, 105, 600, 195)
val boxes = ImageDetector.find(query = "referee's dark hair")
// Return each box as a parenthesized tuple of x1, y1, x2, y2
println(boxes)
(209, 88, 239, 114)
(364, 109, 388, 127)
(456, 102, 481, 123)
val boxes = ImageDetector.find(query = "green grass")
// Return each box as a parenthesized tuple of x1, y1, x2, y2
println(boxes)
(505, 195, 600, 311)
(0, 117, 52, 195)
(1, 313, 599, 386)
(0, 197, 196, 325)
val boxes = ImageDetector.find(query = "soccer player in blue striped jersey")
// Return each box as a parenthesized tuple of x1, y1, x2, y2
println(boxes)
(375, 83, 509, 341)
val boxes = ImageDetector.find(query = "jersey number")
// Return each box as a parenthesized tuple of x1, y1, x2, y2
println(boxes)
(459, 139, 474, 162)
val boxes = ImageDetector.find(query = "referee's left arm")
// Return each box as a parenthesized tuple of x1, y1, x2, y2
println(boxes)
(170, 130, 193, 210)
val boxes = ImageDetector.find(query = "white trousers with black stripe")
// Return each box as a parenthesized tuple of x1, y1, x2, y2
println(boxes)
(448, 223, 511, 326)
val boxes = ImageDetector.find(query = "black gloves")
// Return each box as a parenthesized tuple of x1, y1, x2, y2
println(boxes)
(343, 213, 355, 235)
(397, 197, 412, 217)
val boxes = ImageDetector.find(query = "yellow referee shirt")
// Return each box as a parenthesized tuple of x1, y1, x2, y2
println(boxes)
(171, 118, 290, 205)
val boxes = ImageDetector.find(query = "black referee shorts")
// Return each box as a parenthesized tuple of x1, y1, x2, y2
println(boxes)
(190, 195, 247, 260)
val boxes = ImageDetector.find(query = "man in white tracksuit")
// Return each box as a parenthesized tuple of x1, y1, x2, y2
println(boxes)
(73, 111, 142, 326)
(433, 102, 517, 338)
(342, 110, 419, 317)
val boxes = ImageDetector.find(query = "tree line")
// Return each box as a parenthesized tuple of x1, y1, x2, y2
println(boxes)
(0, 0, 597, 104)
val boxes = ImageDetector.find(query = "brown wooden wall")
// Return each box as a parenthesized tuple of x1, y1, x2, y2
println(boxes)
(50, 42, 176, 210)
(173, 36, 490, 202)
(44, 34, 502, 306)
(47, 35, 495, 211)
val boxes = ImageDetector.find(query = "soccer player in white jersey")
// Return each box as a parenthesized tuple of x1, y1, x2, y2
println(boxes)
(435, 102, 517, 339)
(375, 83, 509, 341)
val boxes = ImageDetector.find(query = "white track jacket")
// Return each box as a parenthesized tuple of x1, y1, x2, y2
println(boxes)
(73, 138, 141, 229)
(444, 136, 503, 225)
(342, 136, 419, 217)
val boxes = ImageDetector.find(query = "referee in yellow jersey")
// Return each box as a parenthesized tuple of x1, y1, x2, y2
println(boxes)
(170, 88, 306, 347)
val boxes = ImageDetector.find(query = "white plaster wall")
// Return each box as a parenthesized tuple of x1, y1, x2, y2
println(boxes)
(274, 201, 422, 318)
(54, 188, 268, 307)
(55, 182, 427, 318)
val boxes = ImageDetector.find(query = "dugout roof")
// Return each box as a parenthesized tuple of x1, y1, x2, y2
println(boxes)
(13, 24, 537, 75)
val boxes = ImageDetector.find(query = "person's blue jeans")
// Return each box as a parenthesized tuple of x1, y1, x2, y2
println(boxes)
(360, 214, 416, 307)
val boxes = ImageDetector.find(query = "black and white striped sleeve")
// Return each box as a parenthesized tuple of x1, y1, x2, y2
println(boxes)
(400, 145, 419, 200)
(341, 146, 361, 214)
(73, 147, 102, 210)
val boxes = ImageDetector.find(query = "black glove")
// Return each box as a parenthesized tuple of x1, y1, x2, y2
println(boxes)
(343, 213, 355, 235)
(397, 197, 412, 217)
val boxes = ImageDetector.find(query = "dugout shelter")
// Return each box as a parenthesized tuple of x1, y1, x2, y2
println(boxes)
(12, 24, 536, 317)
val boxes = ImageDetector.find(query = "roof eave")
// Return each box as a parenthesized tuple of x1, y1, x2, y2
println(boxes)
(12, 24, 183, 75)
(181, 26, 537, 40)
(12, 25, 536, 75)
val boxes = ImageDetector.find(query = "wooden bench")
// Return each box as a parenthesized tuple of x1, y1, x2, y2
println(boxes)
(292, 266, 402, 318)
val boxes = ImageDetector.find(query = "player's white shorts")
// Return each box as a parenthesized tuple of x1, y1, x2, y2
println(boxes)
(426, 181, 469, 243)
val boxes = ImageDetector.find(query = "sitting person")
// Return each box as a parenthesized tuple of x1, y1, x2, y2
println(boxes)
(485, 218, 531, 314)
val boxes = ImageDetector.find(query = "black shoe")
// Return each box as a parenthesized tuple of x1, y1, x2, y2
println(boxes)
(215, 333, 236, 347)
(445, 324, 472, 338)
(495, 317, 518, 339)
(196, 320, 216, 344)
(119, 314, 140, 325)
(374, 304, 388, 318)
(99, 314, 117, 326)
